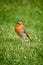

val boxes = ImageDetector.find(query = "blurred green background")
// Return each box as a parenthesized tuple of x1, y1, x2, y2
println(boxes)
(0, 0, 43, 65)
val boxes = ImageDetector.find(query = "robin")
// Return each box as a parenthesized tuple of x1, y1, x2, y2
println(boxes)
(14, 20, 32, 41)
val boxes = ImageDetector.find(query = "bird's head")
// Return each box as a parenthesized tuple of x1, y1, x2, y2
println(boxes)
(16, 20, 22, 25)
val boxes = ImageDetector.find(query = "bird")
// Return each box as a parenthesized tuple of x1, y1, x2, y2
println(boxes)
(14, 20, 32, 41)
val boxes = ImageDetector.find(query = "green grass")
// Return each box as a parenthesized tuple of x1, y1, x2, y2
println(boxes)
(0, 0, 43, 65)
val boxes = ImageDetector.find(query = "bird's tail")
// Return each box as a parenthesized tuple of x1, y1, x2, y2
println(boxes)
(24, 31, 32, 41)
(26, 34, 32, 41)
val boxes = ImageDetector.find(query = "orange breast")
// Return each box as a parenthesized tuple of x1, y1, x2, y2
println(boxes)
(14, 24, 22, 33)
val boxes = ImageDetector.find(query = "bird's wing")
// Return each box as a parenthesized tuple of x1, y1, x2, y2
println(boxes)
(22, 26, 32, 41)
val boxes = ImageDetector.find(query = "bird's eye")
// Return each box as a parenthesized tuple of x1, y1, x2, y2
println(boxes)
(19, 23, 21, 25)
(17, 22, 21, 25)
